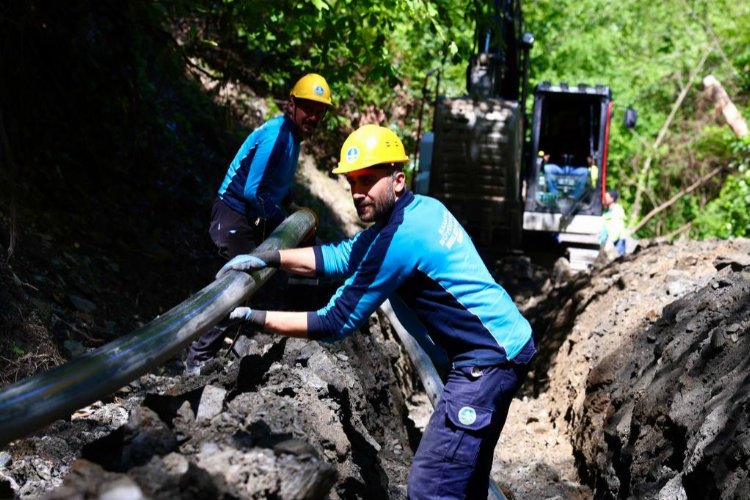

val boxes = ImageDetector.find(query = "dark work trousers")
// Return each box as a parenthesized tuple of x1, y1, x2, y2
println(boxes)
(407, 337, 535, 500)
(208, 198, 264, 260)
(186, 199, 263, 365)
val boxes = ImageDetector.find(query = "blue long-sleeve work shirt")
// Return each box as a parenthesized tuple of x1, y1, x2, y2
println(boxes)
(308, 191, 533, 367)
(218, 115, 300, 223)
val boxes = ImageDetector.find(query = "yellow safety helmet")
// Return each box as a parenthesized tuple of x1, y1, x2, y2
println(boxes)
(333, 125, 409, 174)
(290, 73, 332, 106)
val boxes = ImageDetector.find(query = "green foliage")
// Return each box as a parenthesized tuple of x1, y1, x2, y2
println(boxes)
(519, 0, 750, 238)
(167, 0, 473, 119)
(693, 137, 750, 237)
(95, 0, 750, 240)
(3, 0, 749, 248)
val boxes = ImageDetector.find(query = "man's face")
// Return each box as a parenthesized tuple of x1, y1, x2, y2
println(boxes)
(289, 98, 328, 136)
(346, 168, 403, 223)
(604, 192, 614, 207)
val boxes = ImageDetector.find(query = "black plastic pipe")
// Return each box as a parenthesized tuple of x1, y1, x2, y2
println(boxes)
(0, 209, 317, 447)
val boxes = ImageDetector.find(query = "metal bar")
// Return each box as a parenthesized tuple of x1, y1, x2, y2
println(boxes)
(0, 209, 317, 446)
(379, 299, 508, 500)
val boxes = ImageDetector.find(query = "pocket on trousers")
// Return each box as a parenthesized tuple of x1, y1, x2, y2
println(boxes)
(428, 399, 493, 466)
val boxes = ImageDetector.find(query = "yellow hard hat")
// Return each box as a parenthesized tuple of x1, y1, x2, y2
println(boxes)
(290, 73, 332, 106)
(333, 125, 409, 174)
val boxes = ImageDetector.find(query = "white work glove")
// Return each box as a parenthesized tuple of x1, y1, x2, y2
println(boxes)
(215, 250, 280, 279)
(228, 307, 266, 328)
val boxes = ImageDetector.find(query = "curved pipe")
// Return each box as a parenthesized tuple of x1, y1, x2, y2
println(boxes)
(0, 209, 317, 447)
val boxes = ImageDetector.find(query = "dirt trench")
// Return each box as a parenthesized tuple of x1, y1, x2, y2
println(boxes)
(505, 238, 750, 499)
(2, 167, 750, 499)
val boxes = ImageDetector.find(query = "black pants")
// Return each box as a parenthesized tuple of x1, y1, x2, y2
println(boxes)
(208, 198, 263, 259)
(186, 199, 262, 364)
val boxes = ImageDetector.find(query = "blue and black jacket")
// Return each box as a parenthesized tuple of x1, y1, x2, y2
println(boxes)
(218, 114, 300, 225)
(308, 191, 533, 367)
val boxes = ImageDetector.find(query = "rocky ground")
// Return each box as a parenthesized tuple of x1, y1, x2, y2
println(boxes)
(2, 153, 750, 499)
(493, 238, 750, 499)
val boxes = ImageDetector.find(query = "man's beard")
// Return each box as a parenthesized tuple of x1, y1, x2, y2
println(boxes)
(300, 119, 318, 136)
(358, 188, 396, 223)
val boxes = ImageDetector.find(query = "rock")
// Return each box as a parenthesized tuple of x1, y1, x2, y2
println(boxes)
(667, 280, 690, 296)
(99, 477, 145, 500)
(40, 460, 130, 499)
(175, 400, 195, 424)
(657, 474, 687, 500)
(551, 257, 573, 285)
(161, 453, 189, 476)
(196, 385, 226, 421)
(68, 294, 97, 313)
(273, 438, 319, 459)
(713, 253, 750, 271)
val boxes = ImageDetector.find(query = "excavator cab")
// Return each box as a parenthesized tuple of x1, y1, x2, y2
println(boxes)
(522, 82, 614, 266)
(415, 1, 629, 268)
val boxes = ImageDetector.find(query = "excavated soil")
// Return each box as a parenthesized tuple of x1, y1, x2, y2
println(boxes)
(2, 161, 750, 499)
(495, 238, 750, 499)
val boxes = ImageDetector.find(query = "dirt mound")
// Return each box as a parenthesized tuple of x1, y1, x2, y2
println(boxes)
(521, 238, 750, 498)
(575, 249, 750, 498)
(0, 312, 422, 499)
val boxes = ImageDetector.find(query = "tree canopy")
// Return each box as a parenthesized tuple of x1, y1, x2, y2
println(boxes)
(2, 0, 749, 241)
(165, 0, 749, 239)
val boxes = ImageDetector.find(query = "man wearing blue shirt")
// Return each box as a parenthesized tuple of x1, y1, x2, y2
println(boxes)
(219, 125, 535, 498)
(211, 73, 332, 258)
(185, 74, 332, 373)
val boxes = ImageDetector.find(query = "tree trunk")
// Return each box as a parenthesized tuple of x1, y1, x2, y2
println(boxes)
(703, 75, 749, 138)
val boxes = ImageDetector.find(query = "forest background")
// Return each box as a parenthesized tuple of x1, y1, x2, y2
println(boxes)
(169, 0, 750, 240)
(2, 0, 750, 246)
(3, 3, 750, 496)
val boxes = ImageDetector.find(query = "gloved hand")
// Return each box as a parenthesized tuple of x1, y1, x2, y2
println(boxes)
(215, 250, 280, 279)
(228, 307, 266, 328)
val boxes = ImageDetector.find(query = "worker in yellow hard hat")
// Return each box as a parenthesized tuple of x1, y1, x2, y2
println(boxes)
(288, 73, 332, 136)
(218, 125, 535, 498)
(185, 73, 332, 374)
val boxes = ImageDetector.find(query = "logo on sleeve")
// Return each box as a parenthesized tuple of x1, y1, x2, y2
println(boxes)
(458, 406, 477, 425)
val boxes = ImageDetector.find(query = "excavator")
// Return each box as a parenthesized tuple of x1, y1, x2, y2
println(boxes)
(413, 0, 635, 269)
